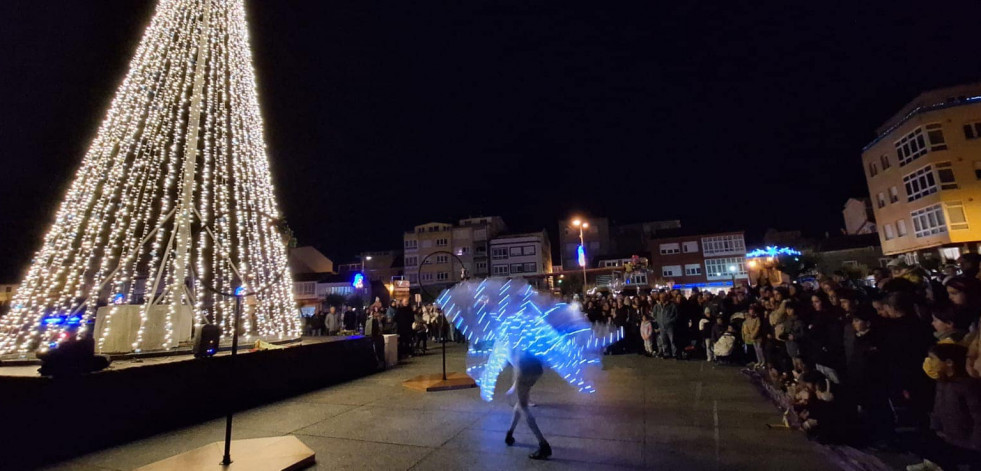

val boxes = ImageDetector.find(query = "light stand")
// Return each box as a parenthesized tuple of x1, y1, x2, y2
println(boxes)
(138, 276, 315, 471)
(402, 250, 476, 392)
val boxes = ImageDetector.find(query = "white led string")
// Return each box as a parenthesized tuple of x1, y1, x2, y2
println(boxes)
(0, 0, 299, 356)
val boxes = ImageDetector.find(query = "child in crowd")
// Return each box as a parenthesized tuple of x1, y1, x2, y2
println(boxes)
(699, 307, 715, 362)
(640, 314, 654, 357)
(907, 344, 981, 471)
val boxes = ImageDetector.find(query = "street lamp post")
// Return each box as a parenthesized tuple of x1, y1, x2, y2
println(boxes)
(572, 218, 589, 297)
(728, 264, 737, 291)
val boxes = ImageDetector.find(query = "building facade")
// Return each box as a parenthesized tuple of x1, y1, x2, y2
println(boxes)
(648, 230, 748, 291)
(843, 198, 877, 235)
(863, 83, 981, 259)
(403, 217, 507, 288)
(488, 231, 553, 289)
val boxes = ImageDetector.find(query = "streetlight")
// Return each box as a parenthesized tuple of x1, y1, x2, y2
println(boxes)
(728, 264, 737, 291)
(572, 218, 589, 297)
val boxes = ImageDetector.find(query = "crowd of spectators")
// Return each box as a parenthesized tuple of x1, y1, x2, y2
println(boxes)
(574, 255, 981, 470)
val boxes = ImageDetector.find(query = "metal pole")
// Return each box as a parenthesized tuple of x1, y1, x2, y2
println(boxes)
(579, 227, 587, 297)
(221, 294, 241, 466)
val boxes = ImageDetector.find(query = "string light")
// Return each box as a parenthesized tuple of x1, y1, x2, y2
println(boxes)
(0, 0, 300, 356)
(745, 246, 801, 259)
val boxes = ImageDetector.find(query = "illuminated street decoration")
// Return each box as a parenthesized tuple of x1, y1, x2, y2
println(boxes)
(352, 273, 365, 289)
(436, 278, 622, 401)
(745, 246, 801, 259)
(577, 244, 587, 267)
(0, 0, 300, 356)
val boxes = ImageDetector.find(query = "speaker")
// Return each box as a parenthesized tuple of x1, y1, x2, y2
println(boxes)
(37, 336, 111, 377)
(193, 323, 220, 358)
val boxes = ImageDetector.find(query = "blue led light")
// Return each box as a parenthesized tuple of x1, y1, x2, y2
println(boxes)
(352, 272, 365, 289)
(234, 286, 246, 296)
(745, 246, 801, 259)
(577, 244, 586, 267)
(437, 278, 622, 401)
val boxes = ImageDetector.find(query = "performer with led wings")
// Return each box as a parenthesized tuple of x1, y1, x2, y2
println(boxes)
(435, 278, 623, 460)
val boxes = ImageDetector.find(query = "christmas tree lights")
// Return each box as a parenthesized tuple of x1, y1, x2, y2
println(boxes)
(0, 0, 300, 356)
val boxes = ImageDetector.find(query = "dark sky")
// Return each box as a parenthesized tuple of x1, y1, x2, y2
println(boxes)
(1, 0, 981, 281)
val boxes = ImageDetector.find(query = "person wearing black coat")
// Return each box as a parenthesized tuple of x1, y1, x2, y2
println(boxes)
(394, 300, 415, 358)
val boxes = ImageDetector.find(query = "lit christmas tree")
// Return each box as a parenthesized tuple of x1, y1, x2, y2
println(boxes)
(0, 0, 300, 356)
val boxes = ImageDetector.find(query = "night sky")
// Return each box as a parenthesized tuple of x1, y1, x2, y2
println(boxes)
(1, 0, 981, 281)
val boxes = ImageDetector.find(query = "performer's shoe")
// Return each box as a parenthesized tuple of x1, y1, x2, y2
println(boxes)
(529, 441, 551, 460)
(505, 431, 515, 446)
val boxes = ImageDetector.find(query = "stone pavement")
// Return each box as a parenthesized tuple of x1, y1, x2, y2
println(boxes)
(43, 344, 839, 470)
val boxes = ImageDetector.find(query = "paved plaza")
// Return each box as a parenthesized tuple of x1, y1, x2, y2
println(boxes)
(43, 343, 838, 470)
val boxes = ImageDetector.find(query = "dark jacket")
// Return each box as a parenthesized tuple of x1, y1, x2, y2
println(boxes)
(931, 377, 981, 451)
(394, 306, 415, 334)
(654, 302, 678, 327)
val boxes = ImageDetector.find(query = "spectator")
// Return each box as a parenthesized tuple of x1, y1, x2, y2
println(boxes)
(699, 307, 715, 362)
(342, 304, 357, 331)
(653, 291, 679, 359)
(394, 299, 415, 358)
(907, 343, 981, 471)
(780, 301, 806, 359)
(743, 304, 764, 367)
(640, 314, 654, 357)
(325, 305, 341, 335)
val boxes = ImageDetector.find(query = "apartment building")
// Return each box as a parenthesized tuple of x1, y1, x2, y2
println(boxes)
(648, 230, 748, 290)
(863, 83, 981, 260)
(488, 230, 553, 289)
(403, 217, 507, 288)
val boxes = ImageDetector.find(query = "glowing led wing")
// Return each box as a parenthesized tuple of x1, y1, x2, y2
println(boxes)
(437, 278, 624, 400)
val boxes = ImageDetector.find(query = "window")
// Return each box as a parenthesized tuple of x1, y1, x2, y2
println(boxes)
(421, 273, 434, 282)
(682, 241, 698, 253)
(455, 246, 470, 255)
(492, 265, 509, 276)
(868, 161, 878, 177)
(964, 121, 981, 139)
(491, 247, 508, 260)
(407, 274, 418, 283)
(435, 255, 449, 264)
(510, 263, 524, 273)
(295, 282, 315, 296)
(659, 243, 680, 254)
(701, 234, 746, 256)
(903, 165, 938, 202)
(945, 201, 969, 231)
(935, 162, 957, 190)
(522, 246, 536, 256)
(476, 261, 487, 271)
(510, 247, 522, 256)
(896, 124, 946, 166)
(704, 257, 747, 280)
(662, 265, 681, 277)
(880, 154, 891, 170)
(889, 186, 899, 203)
(911, 204, 947, 238)
(436, 272, 449, 281)
(404, 239, 417, 249)
(435, 238, 448, 247)
(524, 262, 537, 273)
(883, 223, 896, 240)
(684, 264, 702, 276)
(877, 192, 887, 208)
(897, 219, 908, 237)
(404, 256, 418, 266)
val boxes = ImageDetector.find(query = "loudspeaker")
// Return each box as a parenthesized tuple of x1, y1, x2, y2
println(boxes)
(37, 336, 111, 377)
(193, 323, 220, 358)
